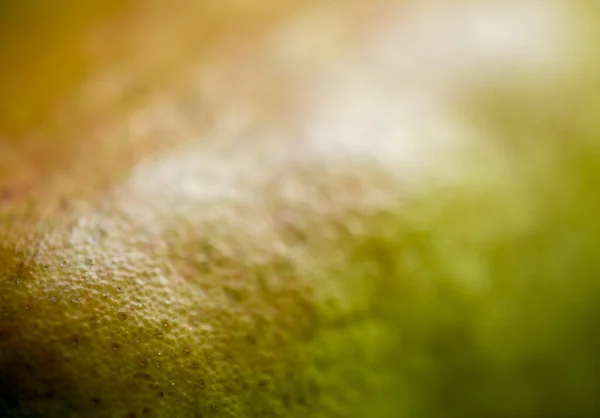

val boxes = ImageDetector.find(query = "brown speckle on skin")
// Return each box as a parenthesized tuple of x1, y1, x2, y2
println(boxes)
(59, 197, 70, 211)
(0, 187, 14, 202)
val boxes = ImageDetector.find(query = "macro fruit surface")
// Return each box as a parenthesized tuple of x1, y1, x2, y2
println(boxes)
(1, 1, 600, 417)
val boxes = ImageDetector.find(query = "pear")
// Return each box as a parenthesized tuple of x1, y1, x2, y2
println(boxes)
(2, 1, 600, 417)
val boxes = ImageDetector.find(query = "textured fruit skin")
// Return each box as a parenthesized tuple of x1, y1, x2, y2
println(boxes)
(0, 182, 322, 417)
(2, 1, 600, 417)
(0, 4, 408, 416)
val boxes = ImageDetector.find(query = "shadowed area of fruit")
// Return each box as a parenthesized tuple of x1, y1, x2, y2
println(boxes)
(1, 1, 600, 417)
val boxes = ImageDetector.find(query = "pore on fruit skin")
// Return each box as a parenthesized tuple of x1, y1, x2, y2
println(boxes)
(1, 1, 600, 417)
